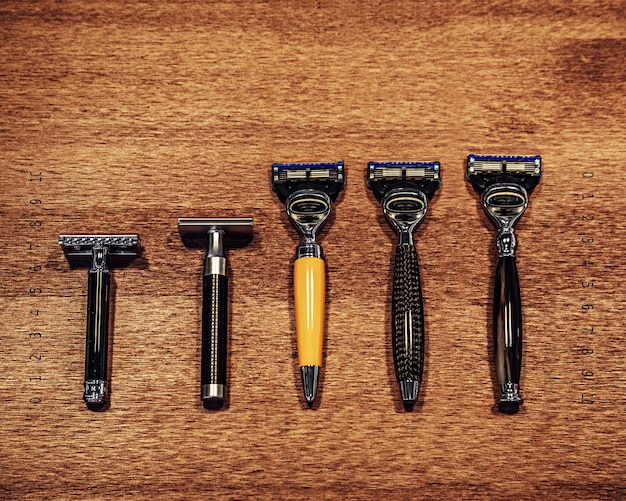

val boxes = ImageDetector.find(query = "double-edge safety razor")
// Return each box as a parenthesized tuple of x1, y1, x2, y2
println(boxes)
(178, 218, 253, 409)
(271, 161, 345, 407)
(59, 234, 141, 409)
(367, 161, 441, 409)
(466, 154, 542, 413)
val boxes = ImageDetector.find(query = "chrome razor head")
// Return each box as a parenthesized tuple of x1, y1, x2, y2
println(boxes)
(368, 161, 441, 240)
(367, 161, 441, 202)
(271, 161, 346, 203)
(59, 234, 141, 267)
(466, 154, 541, 194)
(272, 161, 345, 256)
(178, 218, 254, 248)
(286, 190, 332, 244)
(466, 155, 541, 233)
(482, 183, 529, 230)
(59, 235, 141, 256)
(381, 188, 429, 241)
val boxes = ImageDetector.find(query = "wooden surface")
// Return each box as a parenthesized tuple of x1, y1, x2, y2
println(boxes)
(1, 1, 625, 499)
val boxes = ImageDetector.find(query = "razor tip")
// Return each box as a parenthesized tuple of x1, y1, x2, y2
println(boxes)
(203, 399, 225, 410)
(399, 380, 419, 405)
(498, 400, 521, 414)
(301, 365, 319, 406)
(84, 380, 108, 408)
(202, 384, 226, 410)
(498, 383, 523, 414)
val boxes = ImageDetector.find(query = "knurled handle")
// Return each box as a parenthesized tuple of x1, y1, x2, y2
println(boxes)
(391, 243, 425, 386)
(201, 274, 228, 388)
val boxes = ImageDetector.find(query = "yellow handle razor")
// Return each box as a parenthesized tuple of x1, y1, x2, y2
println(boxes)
(294, 256, 325, 368)
(271, 161, 345, 407)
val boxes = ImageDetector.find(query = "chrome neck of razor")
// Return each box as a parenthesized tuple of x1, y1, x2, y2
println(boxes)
(286, 190, 332, 253)
(90, 245, 109, 272)
(382, 188, 428, 245)
(296, 243, 322, 259)
(482, 183, 528, 258)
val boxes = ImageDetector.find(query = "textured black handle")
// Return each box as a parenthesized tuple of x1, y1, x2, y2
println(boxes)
(85, 270, 110, 383)
(392, 242, 425, 398)
(493, 256, 522, 387)
(201, 274, 228, 388)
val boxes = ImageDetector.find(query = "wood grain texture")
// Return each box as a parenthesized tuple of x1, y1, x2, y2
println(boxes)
(1, 1, 625, 499)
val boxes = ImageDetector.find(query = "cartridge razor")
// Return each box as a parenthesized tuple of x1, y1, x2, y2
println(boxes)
(367, 161, 441, 409)
(59, 234, 141, 409)
(466, 154, 542, 413)
(271, 161, 345, 406)
(178, 217, 253, 409)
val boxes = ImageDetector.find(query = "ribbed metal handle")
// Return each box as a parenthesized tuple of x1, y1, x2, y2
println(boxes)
(493, 256, 523, 412)
(201, 274, 228, 404)
(391, 242, 425, 404)
(84, 270, 110, 405)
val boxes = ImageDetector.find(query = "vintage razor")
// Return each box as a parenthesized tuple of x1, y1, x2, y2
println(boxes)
(271, 161, 345, 407)
(59, 234, 141, 409)
(367, 161, 441, 409)
(466, 154, 542, 413)
(178, 217, 253, 409)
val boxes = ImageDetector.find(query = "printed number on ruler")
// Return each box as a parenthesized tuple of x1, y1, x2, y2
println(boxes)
(28, 171, 44, 405)
(580, 170, 595, 405)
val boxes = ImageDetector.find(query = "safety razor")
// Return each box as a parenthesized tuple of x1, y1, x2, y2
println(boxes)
(367, 161, 441, 409)
(466, 154, 542, 413)
(59, 234, 141, 409)
(178, 217, 253, 409)
(271, 161, 345, 407)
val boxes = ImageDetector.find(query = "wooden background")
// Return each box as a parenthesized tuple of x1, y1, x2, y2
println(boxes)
(1, 1, 625, 499)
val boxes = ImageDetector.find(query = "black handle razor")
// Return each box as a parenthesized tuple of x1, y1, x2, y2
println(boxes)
(494, 254, 522, 412)
(367, 161, 441, 409)
(487, 188, 527, 413)
(178, 218, 253, 409)
(59, 234, 141, 409)
(85, 252, 111, 404)
(201, 272, 228, 403)
(466, 154, 542, 413)
(392, 241, 425, 405)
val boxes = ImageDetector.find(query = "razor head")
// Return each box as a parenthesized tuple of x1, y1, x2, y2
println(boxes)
(367, 161, 441, 202)
(383, 188, 428, 225)
(271, 161, 346, 203)
(466, 154, 541, 193)
(178, 218, 254, 248)
(59, 234, 141, 267)
(285, 190, 332, 245)
(286, 191, 331, 227)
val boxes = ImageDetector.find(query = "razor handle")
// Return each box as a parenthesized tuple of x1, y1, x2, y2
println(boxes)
(294, 254, 325, 405)
(392, 241, 425, 405)
(294, 256, 325, 368)
(493, 255, 523, 413)
(201, 271, 228, 407)
(84, 268, 111, 405)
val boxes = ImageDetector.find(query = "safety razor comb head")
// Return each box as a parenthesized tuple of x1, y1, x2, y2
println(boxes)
(271, 161, 346, 203)
(367, 161, 441, 202)
(466, 154, 542, 193)
(59, 235, 141, 267)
